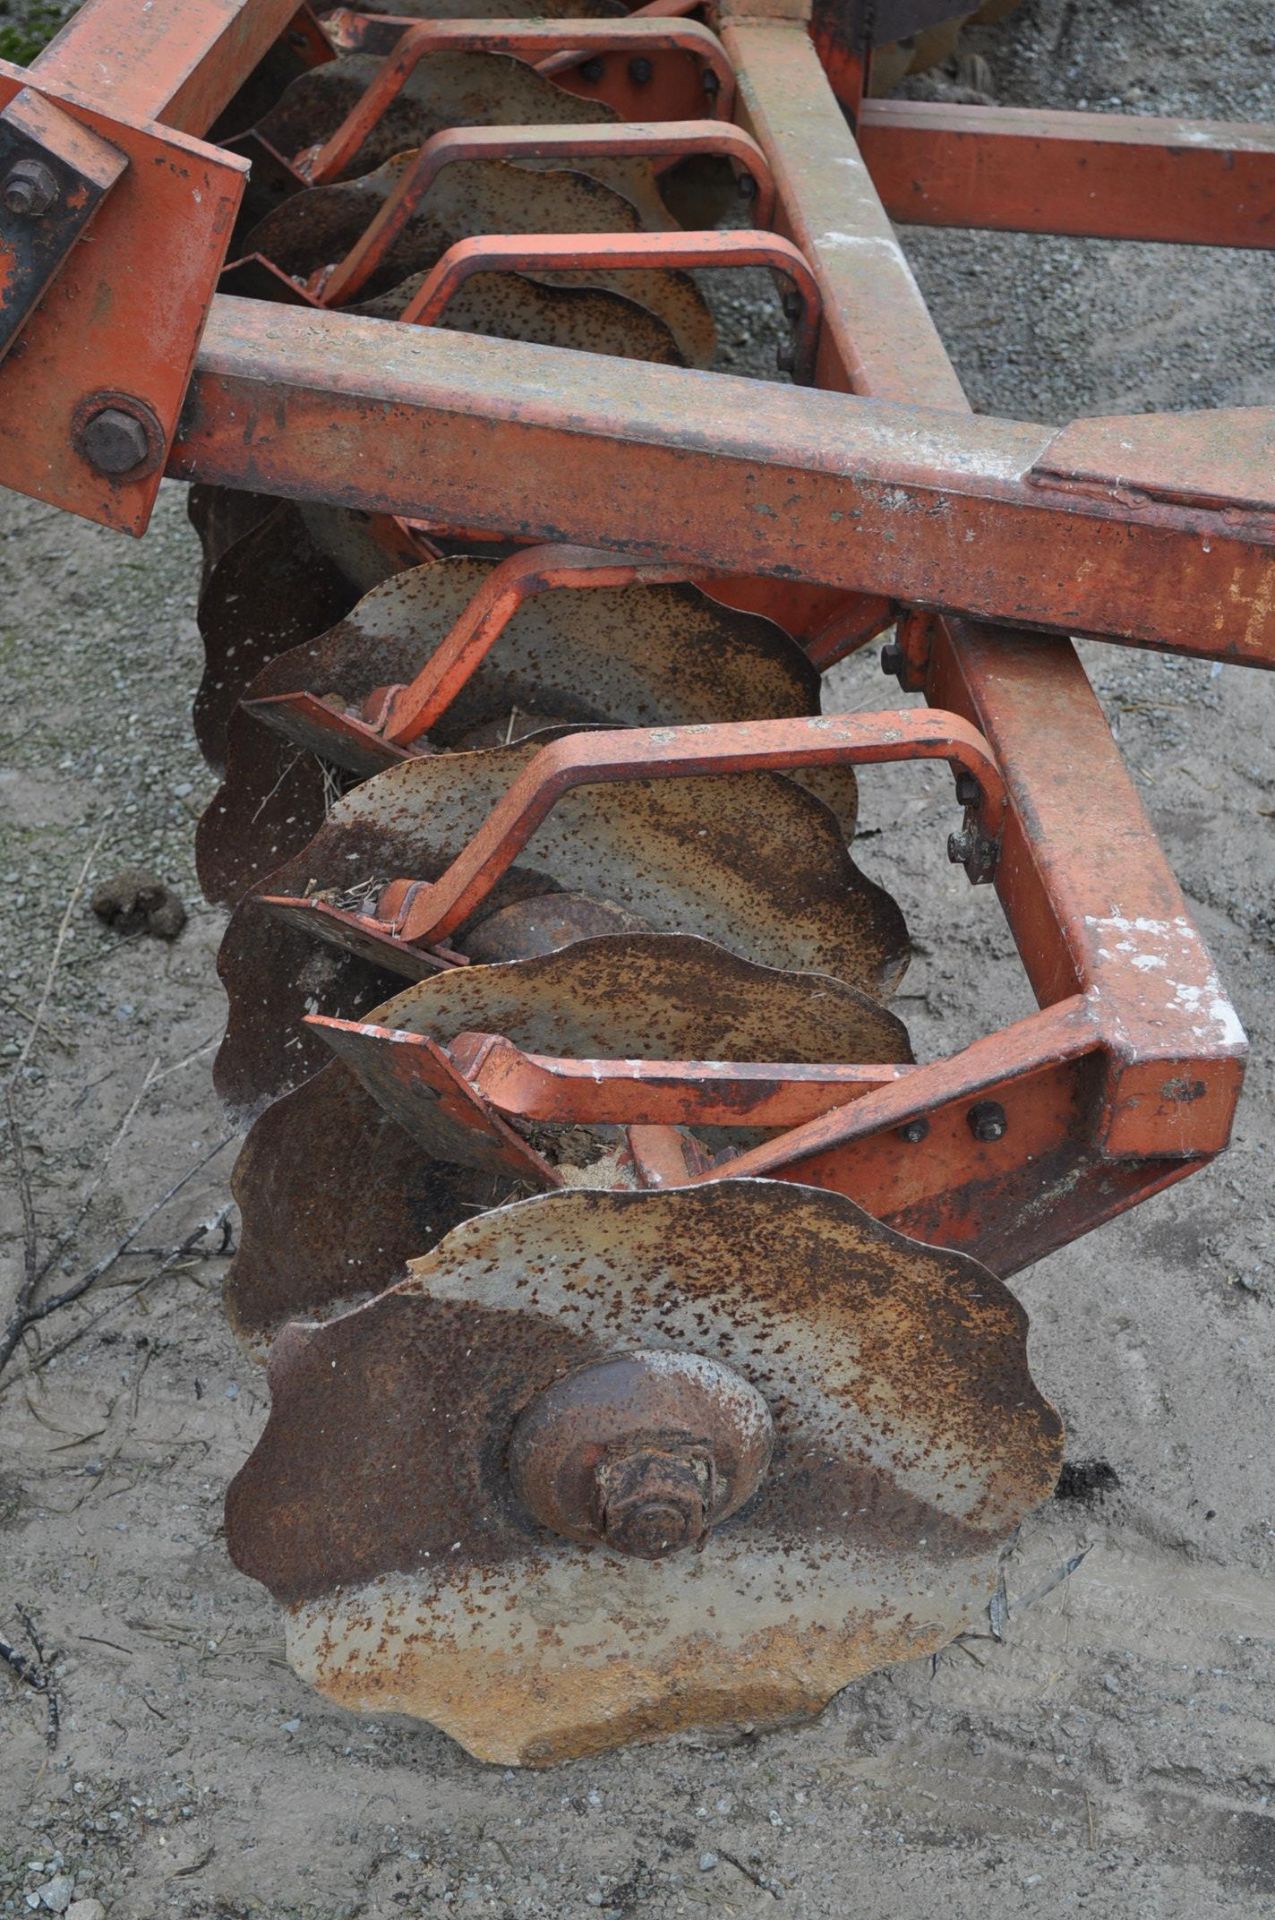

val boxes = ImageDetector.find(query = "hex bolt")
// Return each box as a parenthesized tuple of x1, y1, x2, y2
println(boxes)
(897, 1117, 929, 1144)
(955, 771, 981, 807)
(627, 55, 653, 84)
(79, 407, 151, 476)
(947, 828, 975, 865)
(968, 1100, 1008, 1143)
(579, 56, 606, 82)
(595, 1447, 711, 1560)
(881, 641, 905, 677)
(2, 158, 59, 218)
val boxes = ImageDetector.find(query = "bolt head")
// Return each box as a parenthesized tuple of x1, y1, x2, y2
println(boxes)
(596, 1448, 711, 1560)
(2, 158, 58, 218)
(627, 55, 653, 84)
(79, 407, 150, 476)
(881, 642, 905, 677)
(897, 1117, 929, 1145)
(968, 1100, 1008, 1143)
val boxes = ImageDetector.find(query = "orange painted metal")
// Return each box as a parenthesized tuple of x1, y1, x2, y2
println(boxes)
(295, 17, 738, 183)
(33, 0, 302, 134)
(859, 100, 1275, 248)
(399, 229, 823, 381)
(455, 1036, 912, 1128)
(364, 709, 1006, 944)
(0, 85, 126, 362)
(314, 120, 777, 307)
(171, 300, 1275, 666)
(374, 545, 694, 745)
(0, 59, 247, 532)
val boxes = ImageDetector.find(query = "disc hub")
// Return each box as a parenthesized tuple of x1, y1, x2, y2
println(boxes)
(508, 1351, 774, 1559)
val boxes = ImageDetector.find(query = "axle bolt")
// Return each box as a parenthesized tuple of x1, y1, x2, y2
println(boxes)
(2, 158, 58, 218)
(968, 1100, 1008, 1143)
(595, 1447, 710, 1559)
(79, 407, 150, 476)
(508, 1351, 774, 1559)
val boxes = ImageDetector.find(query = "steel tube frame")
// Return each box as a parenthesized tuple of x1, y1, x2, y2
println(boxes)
(0, 0, 1261, 1271)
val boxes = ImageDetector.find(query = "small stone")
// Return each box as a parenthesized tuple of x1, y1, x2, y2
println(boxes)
(90, 868, 186, 941)
(66, 1904, 107, 1920)
(37, 1878, 74, 1913)
(1102, 1673, 1121, 1695)
(698, 1853, 719, 1873)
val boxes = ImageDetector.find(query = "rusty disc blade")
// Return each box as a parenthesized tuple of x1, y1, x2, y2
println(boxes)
(225, 1179, 1063, 1765)
(192, 502, 399, 772)
(241, 154, 713, 364)
(200, 556, 840, 905)
(312, 929, 912, 1165)
(225, 1060, 525, 1354)
(255, 50, 640, 188)
(214, 741, 909, 1112)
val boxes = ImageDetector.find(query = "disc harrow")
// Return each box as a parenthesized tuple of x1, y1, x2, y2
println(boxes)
(1, 0, 1270, 1766)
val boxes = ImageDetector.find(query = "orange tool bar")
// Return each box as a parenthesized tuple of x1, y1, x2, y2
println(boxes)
(859, 101, 1275, 249)
(171, 300, 1275, 667)
(33, 0, 302, 135)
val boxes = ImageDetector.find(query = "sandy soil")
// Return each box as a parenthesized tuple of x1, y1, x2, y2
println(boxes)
(2, 2, 1274, 1916)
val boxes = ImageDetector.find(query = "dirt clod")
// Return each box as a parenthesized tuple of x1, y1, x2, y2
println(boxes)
(89, 868, 187, 941)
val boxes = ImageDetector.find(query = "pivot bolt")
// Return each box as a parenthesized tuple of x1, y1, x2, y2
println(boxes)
(79, 407, 150, 476)
(595, 1447, 711, 1559)
(947, 828, 975, 865)
(2, 158, 58, 218)
(968, 1100, 1008, 1143)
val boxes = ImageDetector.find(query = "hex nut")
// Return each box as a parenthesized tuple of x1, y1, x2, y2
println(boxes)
(79, 407, 151, 476)
(2, 158, 59, 218)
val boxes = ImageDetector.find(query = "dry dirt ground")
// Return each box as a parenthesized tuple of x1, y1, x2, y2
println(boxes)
(2, 3, 1274, 1917)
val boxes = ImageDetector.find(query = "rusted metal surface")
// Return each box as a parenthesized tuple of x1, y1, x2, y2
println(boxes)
(295, 18, 736, 182)
(225, 1181, 1063, 1763)
(369, 710, 1003, 945)
(217, 734, 908, 1108)
(860, 100, 1275, 248)
(307, 928, 911, 1158)
(508, 1350, 775, 1557)
(33, 0, 301, 134)
(398, 227, 821, 380)
(171, 299, 1275, 665)
(199, 548, 836, 901)
(224, 1059, 505, 1351)
(316, 119, 776, 306)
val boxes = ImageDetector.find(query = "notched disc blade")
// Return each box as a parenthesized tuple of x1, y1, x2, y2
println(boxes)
(201, 557, 837, 904)
(215, 743, 909, 1111)
(242, 155, 713, 365)
(226, 1181, 1063, 1765)
(193, 502, 397, 772)
(257, 51, 631, 187)
(314, 930, 912, 1166)
(225, 1062, 524, 1353)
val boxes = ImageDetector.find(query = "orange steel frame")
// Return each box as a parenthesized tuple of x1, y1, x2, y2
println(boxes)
(0, 0, 1268, 1275)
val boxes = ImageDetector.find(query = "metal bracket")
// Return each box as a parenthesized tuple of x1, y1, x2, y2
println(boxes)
(0, 59, 248, 534)
(0, 86, 126, 363)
